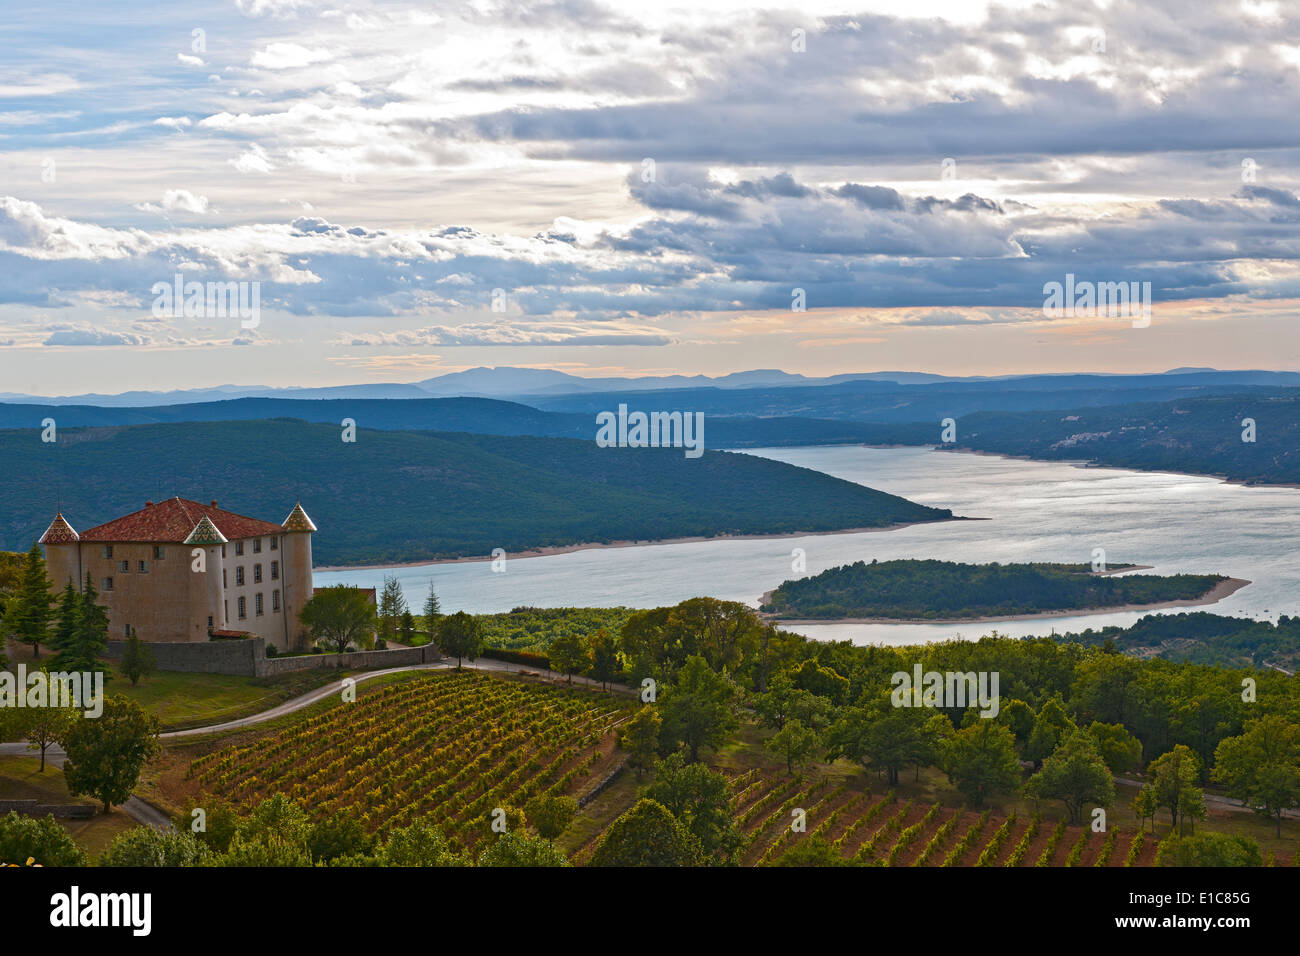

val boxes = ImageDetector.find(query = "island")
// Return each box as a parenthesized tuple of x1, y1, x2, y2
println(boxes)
(759, 559, 1250, 622)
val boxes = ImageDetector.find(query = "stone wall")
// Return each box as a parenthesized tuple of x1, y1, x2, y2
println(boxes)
(105, 637, 438, 677)
(105, 636, 264, 675)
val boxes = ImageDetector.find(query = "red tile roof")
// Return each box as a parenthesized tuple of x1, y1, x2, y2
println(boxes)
(77, 497, 285, 544)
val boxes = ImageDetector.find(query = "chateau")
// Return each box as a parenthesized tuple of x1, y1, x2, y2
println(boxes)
(39, 497, 316, 652)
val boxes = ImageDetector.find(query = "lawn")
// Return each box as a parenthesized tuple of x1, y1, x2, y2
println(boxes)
(0, 755, 139, 862)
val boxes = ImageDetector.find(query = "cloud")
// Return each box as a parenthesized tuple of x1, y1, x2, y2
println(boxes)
(250, 42, 332, 69)
(43, 328, 151, 347)
(135, 190, 211, 215)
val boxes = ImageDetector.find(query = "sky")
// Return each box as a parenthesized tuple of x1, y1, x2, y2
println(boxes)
(1, 0, 1299, 395)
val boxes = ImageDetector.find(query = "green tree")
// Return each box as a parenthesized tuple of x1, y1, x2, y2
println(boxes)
(3, 543, 53, 659)
(1148, 744, 1206, 834)
(421, 581, 442, 630)
(18, 686, 79, 772)
(940, 720, 1022, 808)
(658, 655, 739, 763)
(53, 573, 110, 675)
(827, 693, 939, 786)
(589, 798, 702, 867)
(1087, 721, 1143, 775)
(643, 754, 742, 863)
(308, 811, 374, 863)
(548, 631, 589, 683)
(436, 611, 482, 668)
(299, 585, 378, 654)
(119, 627, 156, 686)
(399, 610, 416, 644)
(0, 811, 87, 866)
(791, 658, 850, 705)
(478, 832, 570, 867)
(765, 718, 821, 777)
(1025, 696, 1077, 768)
(1024, 729, 1115, 824)
(1155, 832, 1262, 867)
(375, 817, 471, 866)
(47, 580, 81, 656)
(525, 793, 579, 841)
(618, 705, 662, 779)
(377, 575, 407, 644)
(99, 827, 210, 867)
(60, 695, 161, 813)
(1132, 785, 1159, 833)
(1212, 716, 1300, 837)
(587, 627, 620, 690)
(996, 698, 1036, 751)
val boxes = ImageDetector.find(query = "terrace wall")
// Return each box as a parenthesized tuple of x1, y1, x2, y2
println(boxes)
(104, 637, 438, 677)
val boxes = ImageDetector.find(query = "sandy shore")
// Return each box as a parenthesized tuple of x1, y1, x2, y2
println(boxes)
(314, 517, 973, 572)
(761, 576, 1251, 626)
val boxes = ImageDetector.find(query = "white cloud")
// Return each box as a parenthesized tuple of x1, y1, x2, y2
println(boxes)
(250, 42, 332, 70)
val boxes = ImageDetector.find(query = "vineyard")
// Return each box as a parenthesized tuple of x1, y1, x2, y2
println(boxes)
(186, 671, 630, 852)
(729, 773, 1165, 867)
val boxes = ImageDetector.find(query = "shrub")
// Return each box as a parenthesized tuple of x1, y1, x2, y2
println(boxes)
(0, 812, 87, 867)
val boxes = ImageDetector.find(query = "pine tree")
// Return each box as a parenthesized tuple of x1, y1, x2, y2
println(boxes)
(4, 542, 53, 658)
(120, 627, 156, 685)
(399, 610, 415, 644)
(421, 581, 441, 635)
(48, 580, 81, 655)
(57, 572, 110, 675)
(377, 576, 407, 643)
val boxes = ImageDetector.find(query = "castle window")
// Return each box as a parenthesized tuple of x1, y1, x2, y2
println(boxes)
(253, 538, 262, 553)
(102, 545, 113, 559)
(272, 590, 280, 612)
(102, 577, 114, 591)
(224, 600, 228, 621)
(254, 564, 263, 584)
(271, 560, 279, 581)
(235, 541, 244, 556)
(237, 596, 246, 619)
(222, 569, 227, 588)
(270, 538, 278, 551)
(235, 567, 245, 586)
(255, 593, 264, 616)
(221, 545, 226, 558)
(208, 616, 214, 628)
(154, 546, 165, 560)
(138, 560, 149, 573)
(119, 560, 130, 573)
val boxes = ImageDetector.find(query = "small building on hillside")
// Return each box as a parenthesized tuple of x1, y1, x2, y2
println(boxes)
(39, 497, 317, 652)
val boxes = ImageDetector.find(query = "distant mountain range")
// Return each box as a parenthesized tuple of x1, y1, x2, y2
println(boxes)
(6, 365, 1297, 407)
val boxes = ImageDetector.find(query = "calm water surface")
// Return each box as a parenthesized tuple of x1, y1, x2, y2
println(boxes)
(315, 446, 1300, 646)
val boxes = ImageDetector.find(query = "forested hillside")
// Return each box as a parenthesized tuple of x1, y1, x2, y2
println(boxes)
(0, 420, 951, 565)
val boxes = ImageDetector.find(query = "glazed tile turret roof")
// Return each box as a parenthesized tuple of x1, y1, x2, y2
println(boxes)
(39, 513, 79, 544)
(282, 502, 317, 532)
(76, 497, 285, 543)
(184, 514, 229, 546)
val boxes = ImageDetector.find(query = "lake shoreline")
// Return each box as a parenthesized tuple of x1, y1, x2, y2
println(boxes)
(761, 576, 1252, 626)
(314, 516, 978, 572)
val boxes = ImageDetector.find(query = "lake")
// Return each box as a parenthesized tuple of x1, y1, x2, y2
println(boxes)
(314, 446, 1300, 646)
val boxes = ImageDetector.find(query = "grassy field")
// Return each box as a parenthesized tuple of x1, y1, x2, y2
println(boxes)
(0, 756, 139, 861)
(5, 639, 345, 732)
